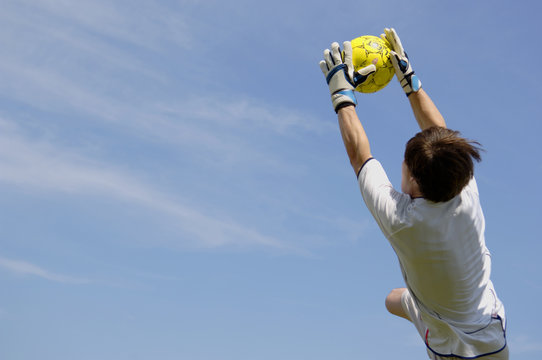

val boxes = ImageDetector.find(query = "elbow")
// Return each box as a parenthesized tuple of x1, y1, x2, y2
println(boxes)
(349, 156, 369, 176)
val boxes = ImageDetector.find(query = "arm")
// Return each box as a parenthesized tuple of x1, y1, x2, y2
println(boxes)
(337, 105, 372, 175)
(319, 41, 376, 175)
(408, 88, 446, 129)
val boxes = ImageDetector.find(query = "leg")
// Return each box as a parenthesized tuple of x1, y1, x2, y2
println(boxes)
(385, 288, 411, 321)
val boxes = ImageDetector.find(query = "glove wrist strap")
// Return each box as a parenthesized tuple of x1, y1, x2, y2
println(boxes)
(332, 90, 357, 113)
(403, 74, 422, 96)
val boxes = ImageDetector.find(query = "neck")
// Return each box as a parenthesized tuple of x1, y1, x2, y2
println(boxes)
(409, 184, 423, 199)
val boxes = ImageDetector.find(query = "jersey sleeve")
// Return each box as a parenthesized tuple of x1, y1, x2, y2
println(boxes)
(357, 159, 412, 237)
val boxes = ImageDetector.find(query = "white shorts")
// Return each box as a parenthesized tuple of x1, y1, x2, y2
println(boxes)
(400, 290, 509, 360)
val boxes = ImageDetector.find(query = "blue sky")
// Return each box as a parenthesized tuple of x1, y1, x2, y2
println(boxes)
(0, 0, 541, 359)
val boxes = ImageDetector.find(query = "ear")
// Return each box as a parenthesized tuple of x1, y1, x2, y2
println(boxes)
(409, 177, 423, 198)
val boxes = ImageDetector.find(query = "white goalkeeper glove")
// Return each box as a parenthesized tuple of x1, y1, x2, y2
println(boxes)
(381, 28, 422, 96)
(319, 41, 376, 113)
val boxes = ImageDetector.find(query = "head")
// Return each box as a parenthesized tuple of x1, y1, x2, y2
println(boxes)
(403, 126, 482, 202)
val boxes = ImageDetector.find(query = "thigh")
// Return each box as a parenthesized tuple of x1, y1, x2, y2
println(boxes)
(400, 290, 509, 360)
(400, 289, 428, 340)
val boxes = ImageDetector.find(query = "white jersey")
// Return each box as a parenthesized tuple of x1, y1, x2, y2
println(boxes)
(358, 158, 506, 358)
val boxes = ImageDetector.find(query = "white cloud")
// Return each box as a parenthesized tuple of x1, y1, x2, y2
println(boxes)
(0, 49, 325, 174)
(11, 0, 192, 51)
(0, 118, 292, 250)
(0, 0, 333, 252)
(179, 96, 334, 135)
(0, 256, 90, 284)
(0, 0, 330, 173)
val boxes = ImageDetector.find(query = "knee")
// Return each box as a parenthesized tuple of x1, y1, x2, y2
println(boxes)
(385, 288, 405, 315)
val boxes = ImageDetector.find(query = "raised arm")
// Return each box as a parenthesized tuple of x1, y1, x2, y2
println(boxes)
(319, 41, 376, 175)
(337, 105, 372, 175)
(408, 89, 446, 129)
(382, 28, 446, 130)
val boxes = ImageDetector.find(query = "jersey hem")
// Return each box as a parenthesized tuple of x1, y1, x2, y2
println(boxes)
(425, 316, 507, 359)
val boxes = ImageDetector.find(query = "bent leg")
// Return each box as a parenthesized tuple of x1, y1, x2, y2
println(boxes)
(385, 288, 411, 321)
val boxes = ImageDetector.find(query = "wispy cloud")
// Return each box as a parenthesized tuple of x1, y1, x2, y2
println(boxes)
(0, 55, 325, 176)
(9, 0, 192, 51)
(0, 118, 292, 250)
(0, 256, 90, 284)
(177, 96, 334, 135)
(0, 0, 333, 253)
(0, 4, 173, 118)
(0, 0, 330, 175)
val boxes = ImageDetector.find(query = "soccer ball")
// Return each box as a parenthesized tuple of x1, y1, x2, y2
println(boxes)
(350, 35, 395, 93)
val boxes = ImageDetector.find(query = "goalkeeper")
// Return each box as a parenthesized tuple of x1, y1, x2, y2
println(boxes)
(319, 28, 508, 360)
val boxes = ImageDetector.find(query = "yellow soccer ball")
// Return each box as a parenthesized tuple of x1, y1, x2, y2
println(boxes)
(350, 35, 395, 93)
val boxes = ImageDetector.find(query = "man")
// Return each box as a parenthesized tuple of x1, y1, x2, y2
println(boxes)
(319, 28, 508, 359)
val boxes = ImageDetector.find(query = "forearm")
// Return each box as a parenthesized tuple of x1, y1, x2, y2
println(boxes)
(337, 105, 372, 175)
(408, 88, 446, 130)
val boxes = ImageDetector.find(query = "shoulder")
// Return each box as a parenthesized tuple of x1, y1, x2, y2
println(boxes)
(464, 176, 479, 196)
(357, 158, 387, 184)
(357, 158, 395, 201)
(357, 158, 415, 235)
(458, 176, 480, 207)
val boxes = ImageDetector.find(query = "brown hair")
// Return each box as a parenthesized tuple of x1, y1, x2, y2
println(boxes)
(404, 126, 482, 202)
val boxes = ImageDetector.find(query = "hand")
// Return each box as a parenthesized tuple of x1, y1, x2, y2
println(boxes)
(319, 41, 376, 112)
(381, 28, 422, 96)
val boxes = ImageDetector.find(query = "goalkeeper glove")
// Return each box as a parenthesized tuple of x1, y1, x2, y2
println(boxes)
(319, 41, 376, 112)
(381, 28, 422, 96)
